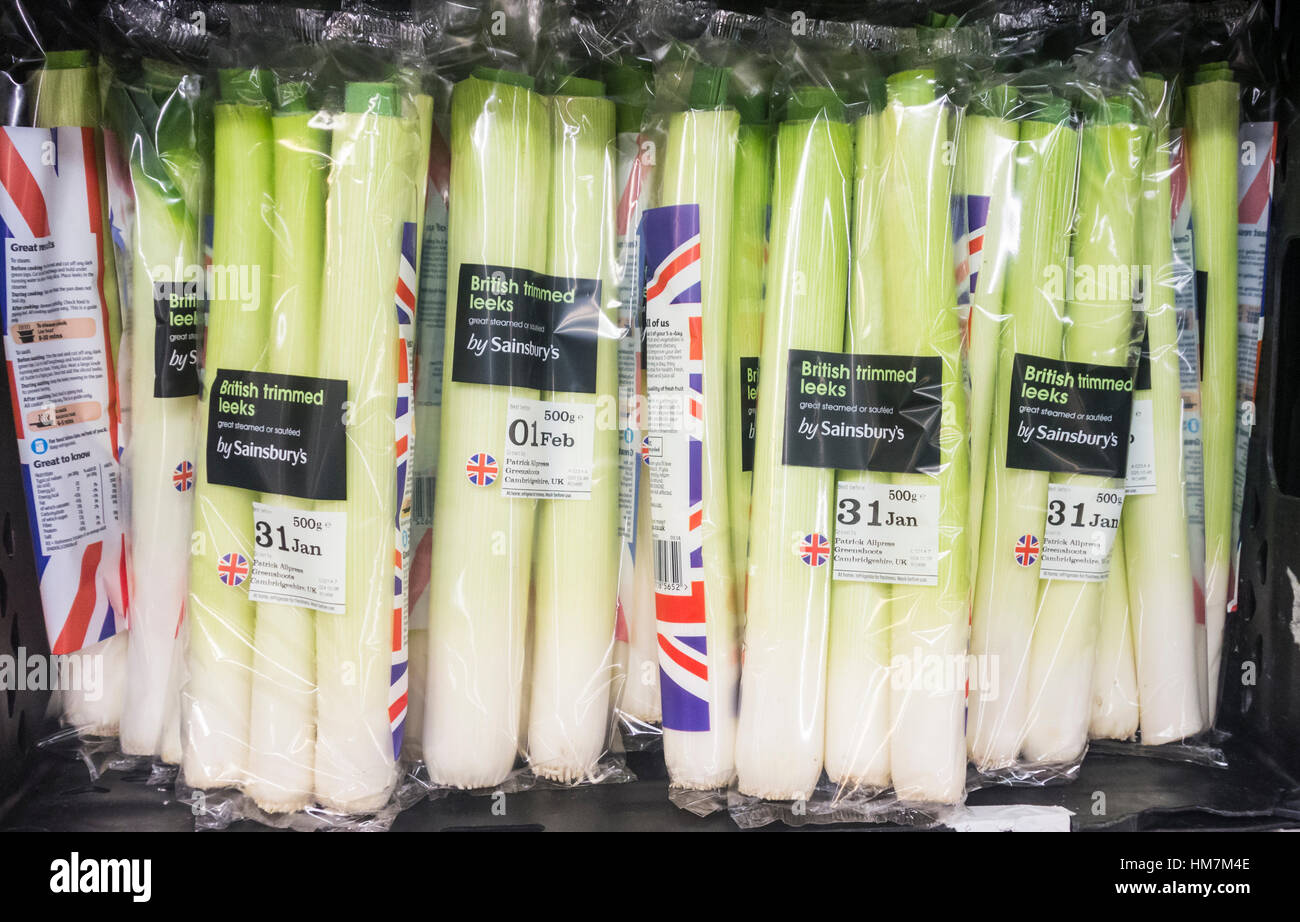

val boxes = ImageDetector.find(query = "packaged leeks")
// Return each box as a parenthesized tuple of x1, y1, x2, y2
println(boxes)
(966, 43, 1149, 786)
(421, 3, 629, 792)
(178, 5, 430, 829)
(729, 16, 982, 828)
(97, 0, 214, 771)
(1181, 0, 1277, 732)
(0, 2, 128, 753)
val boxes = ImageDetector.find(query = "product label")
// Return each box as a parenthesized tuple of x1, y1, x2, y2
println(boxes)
(832, 480, 940, 585)
(739, 356, 759, 473)
(204, 369, 347, 500)
(499, 396, 595, 499)
(0, 125, 127, 653)
(249, 502, 346, 614)
(152, 280, 202, 397)
(642, 202, 713, 733)
(1125, 398, 1156, 495)
(450, 263, 601, 394)
(1039, 482, 1124, 582)
(1006, 353, 1134, 478)
(782, 348, 942, 474)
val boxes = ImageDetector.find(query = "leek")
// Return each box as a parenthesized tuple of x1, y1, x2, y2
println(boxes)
(826, 105, 891, 790)
(726, 101, 772, 599)
(1023, 100, 1143, 765)
(653, 72, 740, 790)
(527, 80, 620, 782)
(314, 82, 409, 812)
(967, 99, 1078, 770)
(1124, 75, 1204, 743)
(184, 69, 273, 790)
(30, 51, 127, 736)
(109, 64, 204, 759)
(880, 70, 968, 803)
(959, 90, 1019, 563)
(424, 70, 550, 789)
(735, 88, 851, 802)
(1089, 526, 1139, 739)
(246, 82, 327, 812)
(1185, 71, 1239, 726)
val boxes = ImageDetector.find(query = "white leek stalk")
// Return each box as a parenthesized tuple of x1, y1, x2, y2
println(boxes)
(968, 101, 1078, 770)
(1185, 72, 1239, 726)
(826, 106, 891, 790)
(1023, 100, 1143, 765)
(314, 82, 409, 812)
(881, 71, 968, 803)
(246, 84, 327, 812)
(654, 79, 740, 790)
(111, 67, 203, 759)
(184, 69, 274, 789)
(528, 83, 620, 782)
(1125, 75, 1204, 743)
(1089, 526, 1139, 739)
(424, 71, 551, 789)
(736, 90, 851, 802)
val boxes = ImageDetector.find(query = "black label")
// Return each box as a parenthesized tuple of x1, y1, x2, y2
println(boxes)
(153, 281, 203, 397)
(451, 263, 601, 394)
(781, 349, 942, 474)
(205, 369, 348, 500)
(1005, 353, 1133, 478)
(740, 356, 759, 473)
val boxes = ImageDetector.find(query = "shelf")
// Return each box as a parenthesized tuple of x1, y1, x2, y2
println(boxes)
(3, 738, 1296, 832)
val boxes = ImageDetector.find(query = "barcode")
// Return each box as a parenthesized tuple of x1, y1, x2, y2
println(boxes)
(654, 537, 683, 589)
(412, 473, 435, 527)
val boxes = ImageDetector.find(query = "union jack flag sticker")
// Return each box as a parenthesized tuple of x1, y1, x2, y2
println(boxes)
(466, 452, 498, 487)
(172, 460, 194, 492)
(218, 552, 249, 588)
(800, 533, 830, 567)
(641, 436, 651, 465)
(1014, 534, 1040, 567)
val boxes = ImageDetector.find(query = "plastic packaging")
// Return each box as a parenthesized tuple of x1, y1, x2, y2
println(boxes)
(177, 4, 430, 827)
(422, 3, 629, 790)
(100, 0, 213, 765)
(0, 2, 128, 745)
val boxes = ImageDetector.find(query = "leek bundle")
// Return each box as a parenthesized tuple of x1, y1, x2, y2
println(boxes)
(880, 71, 968, 804)
(528, 80, 620, 782)
(654, 72, 740, 790)
(726, 100, 772, 599)
(184, 69, 273, 790)
(1089, 526, 1139, 739)
(424, 70, 551, 789)
(959, 91, 1019, 561)
(1124, 75, 1204, 743)
(1023, 100, 1143, 765)
(967, 101, 1078, 770)
(736, 89, 851, 802)
(826, 106, 891, 790)
(247, 83, 327, 812)
(315, 82, 410, 812)
(1185, 70, 1239, 726)
(30, 51, 127, 736)
(110, 64, 205, 760)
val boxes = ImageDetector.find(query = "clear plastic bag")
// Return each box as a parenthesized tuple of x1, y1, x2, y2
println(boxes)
(419, 0, 630, 792)
(0, 0, 129, 748)
(177, 3, 433, 825)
